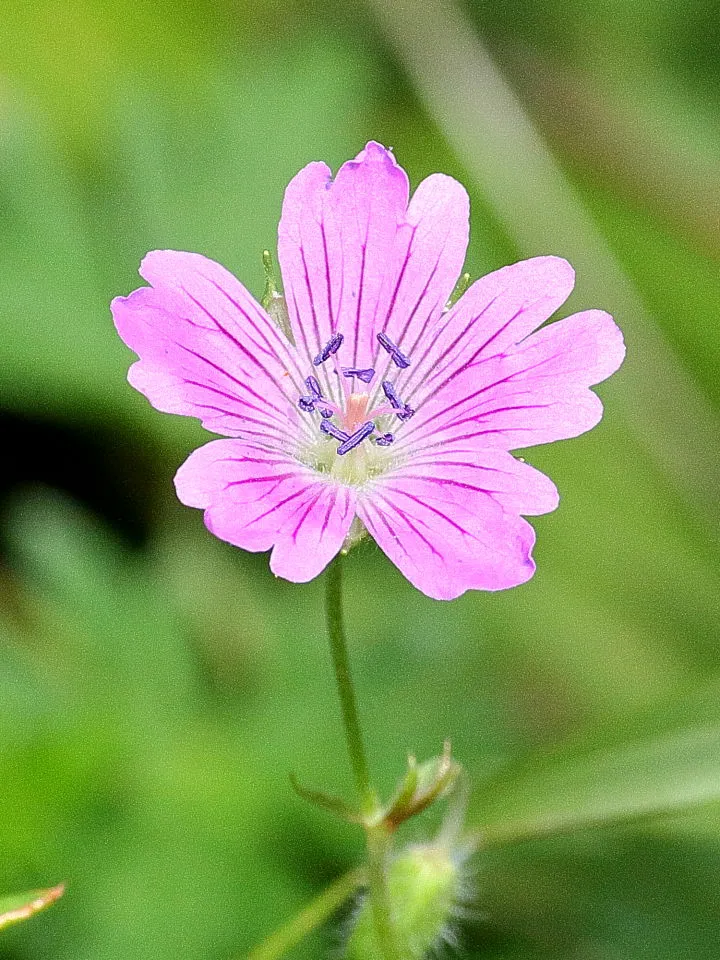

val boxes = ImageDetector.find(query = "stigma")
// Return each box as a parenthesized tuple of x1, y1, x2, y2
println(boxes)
(345, 393, 370, 432)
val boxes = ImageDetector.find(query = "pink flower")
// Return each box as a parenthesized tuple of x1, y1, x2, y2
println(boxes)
(111, 142, 624, 600)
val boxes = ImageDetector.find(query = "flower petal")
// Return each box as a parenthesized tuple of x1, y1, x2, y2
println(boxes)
(396, 256, 575, 409)
(112, 251, 307, 449)
(401, 446, 559, 516)
(278, 142, 407, 378)
(268, 482, 356, 582)
(277, 143, 469, 395)
(357, 472, 537, 600)
(373, 172, 469, 363)
(397, 308, 625, 455)
(174, 439, 356, 582)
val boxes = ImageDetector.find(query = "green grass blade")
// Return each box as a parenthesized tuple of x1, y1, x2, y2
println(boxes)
(471, 724, 720, 847)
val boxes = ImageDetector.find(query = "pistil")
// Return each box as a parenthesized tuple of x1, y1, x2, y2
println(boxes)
(345, 392, 371, 433)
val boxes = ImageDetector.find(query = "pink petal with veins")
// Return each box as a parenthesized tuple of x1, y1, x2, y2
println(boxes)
(175, 439, 355, 580)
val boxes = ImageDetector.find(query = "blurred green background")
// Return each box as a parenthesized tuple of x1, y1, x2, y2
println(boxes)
(1, 0, 719, 957)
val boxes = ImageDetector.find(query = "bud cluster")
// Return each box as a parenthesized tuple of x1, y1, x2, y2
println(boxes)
(345, 745, 475, 960)
(346, 840, 472, 960)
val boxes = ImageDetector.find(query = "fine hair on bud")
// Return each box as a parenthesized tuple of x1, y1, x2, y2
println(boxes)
(345, 841, 475, 960)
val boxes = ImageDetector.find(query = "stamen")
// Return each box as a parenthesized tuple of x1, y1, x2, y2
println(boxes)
(377, 331, 410, 369)
(382, 381, 415, 421)
(320, 420, 349, 442)
(365, 402, 394, 420)
(337, 421, 375, 456)
(375, 433, 394, 446)
(298, 396, 316, 413)
(313, 332, 344, 365)
(382, 380, 402, 409)
(305, 375, 323, 398)
(392, 352, 410, 369)
(342, 367, 375, 384)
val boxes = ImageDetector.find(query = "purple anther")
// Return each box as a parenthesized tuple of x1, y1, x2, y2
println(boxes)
(377, 332, 410, 369)
(298, 396, 316, 413)
(342, 367, 375, 384)
(313, 332, 344, 365)
(382, 381, 413, 421)
(382, 380, 403, 410)
(305, 375, 323, 398)
(377, 331, 396, 355)
(337, 421, 375, 456)
(375, 433, 394, 446)
(320, 420, 349, 442)
(319, 406, 334, 419)
(391, 349, 410, 369)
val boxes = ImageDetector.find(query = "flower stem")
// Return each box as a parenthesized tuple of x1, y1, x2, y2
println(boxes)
(365, 822, 401, 960)
(324, 555, 373, 807)
(323, 556, 400, 960)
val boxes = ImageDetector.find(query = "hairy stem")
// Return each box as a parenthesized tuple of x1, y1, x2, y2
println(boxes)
(365, 822, 401, 960)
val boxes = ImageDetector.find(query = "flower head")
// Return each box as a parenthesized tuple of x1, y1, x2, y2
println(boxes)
(111, 142, 624, 600)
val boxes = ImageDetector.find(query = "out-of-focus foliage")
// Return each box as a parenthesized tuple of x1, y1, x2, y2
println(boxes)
(1, 1, 719, 958)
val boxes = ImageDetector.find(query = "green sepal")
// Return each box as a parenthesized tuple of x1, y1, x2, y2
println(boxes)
(261, 250, 294, 344)
(289, 773, 363, 824)
(445, 271, 471, 309)
(383, 742, 460, 829)
(341, 516, 370, 555)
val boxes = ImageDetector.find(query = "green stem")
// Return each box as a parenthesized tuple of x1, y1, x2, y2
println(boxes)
(324, 556, 400, 960)
(324, 555, 373, 806)
(247, 868, 365, 960)
(366, 824, 401, 960)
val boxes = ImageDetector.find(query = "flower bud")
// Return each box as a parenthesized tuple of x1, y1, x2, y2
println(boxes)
(346, 843, 464, 960)
(384, 744, 459, 829)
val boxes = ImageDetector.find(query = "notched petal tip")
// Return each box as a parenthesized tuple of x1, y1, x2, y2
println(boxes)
(110, 286, 154, 347)
(407, 172, 470, 238)
(336, 140, 409, 200)
(109, 292, 134, 336)
(268, 543, 330, 583)
(109, 293, 130, 313)
(138, 248, 178, 284)
(353, 140, 399, 166)
(173, 442, 220, 509)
